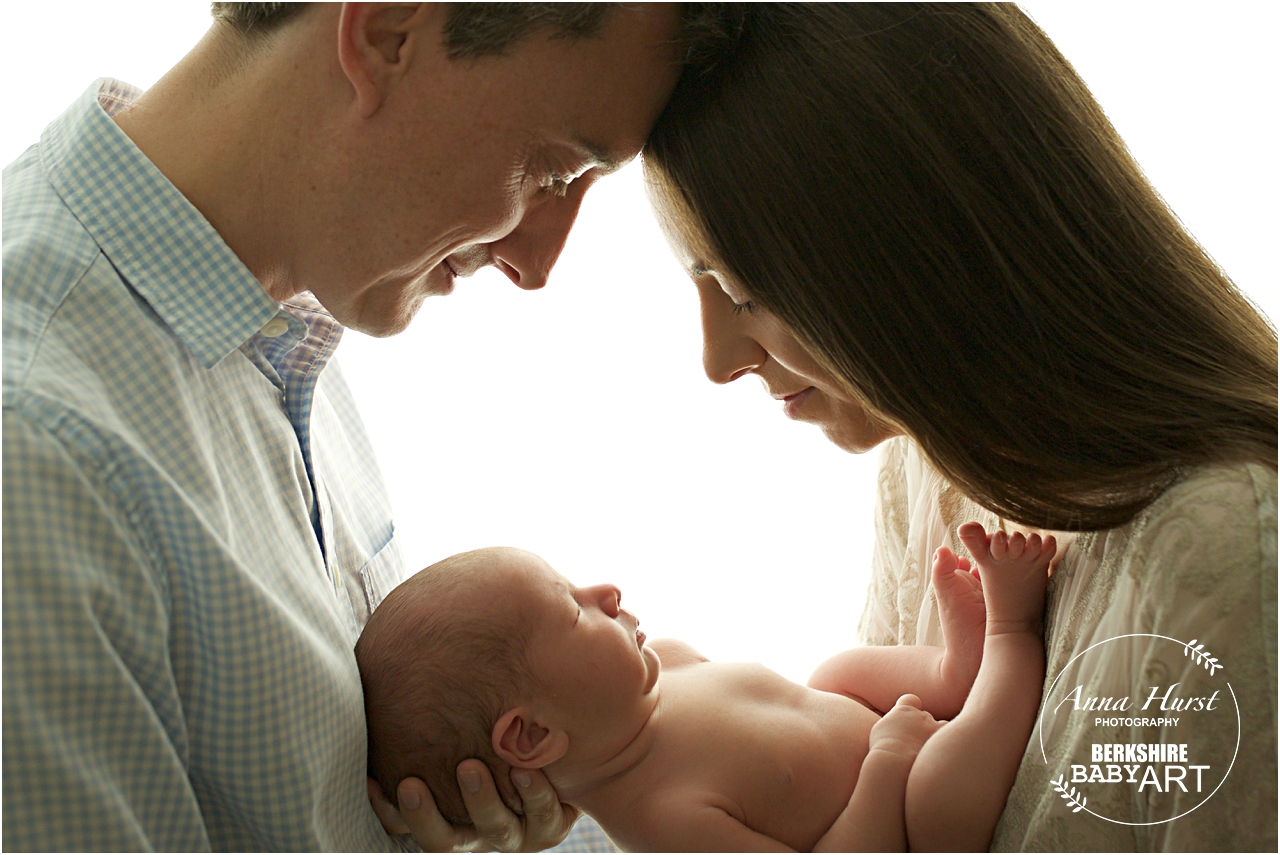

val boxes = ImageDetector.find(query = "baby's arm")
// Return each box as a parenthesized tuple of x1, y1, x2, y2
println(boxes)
(633, 697, 940, 853)
(904, 523, 1052, 852)
(813, 694, 942, 852)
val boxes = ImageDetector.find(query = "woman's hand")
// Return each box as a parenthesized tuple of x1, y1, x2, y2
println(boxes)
(367, 762, 578, 852)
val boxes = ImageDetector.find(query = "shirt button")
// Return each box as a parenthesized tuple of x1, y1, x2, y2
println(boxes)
(261, 317, 290, 338)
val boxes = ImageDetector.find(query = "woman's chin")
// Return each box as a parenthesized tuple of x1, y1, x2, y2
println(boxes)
(823, 423, 898, 455)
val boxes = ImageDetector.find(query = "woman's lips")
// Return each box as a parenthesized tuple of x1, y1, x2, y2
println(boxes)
(782, 387, 815, 418)
(636, 628, 646, 648)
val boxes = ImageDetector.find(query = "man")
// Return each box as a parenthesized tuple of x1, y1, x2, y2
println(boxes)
(2, 3, 738, 850)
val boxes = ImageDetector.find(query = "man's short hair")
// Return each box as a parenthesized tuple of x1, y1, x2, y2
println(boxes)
(354, 554, 540, 827)
(210, 2, 745, 68)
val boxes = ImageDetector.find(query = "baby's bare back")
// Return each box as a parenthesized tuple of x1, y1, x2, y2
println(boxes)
(597, 661, 879, 851)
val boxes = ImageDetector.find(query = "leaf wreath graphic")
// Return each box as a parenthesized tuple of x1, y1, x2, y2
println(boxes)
(1052, 774, 1087, 813)
(1182, 639, 1222, 675)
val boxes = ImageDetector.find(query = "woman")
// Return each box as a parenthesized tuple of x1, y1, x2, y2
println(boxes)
(643, 3, 1275, 850)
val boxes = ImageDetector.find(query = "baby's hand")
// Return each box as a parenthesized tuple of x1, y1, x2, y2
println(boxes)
(868, 694, 944, 762)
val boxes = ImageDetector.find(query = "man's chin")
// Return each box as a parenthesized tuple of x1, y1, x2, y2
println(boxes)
(342, 293, 432, 338)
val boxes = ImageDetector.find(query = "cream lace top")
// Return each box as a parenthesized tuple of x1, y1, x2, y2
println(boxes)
(858, 437, 1277, 851)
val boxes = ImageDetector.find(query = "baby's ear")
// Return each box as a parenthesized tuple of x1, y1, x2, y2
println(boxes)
(492, 707, 569, 769)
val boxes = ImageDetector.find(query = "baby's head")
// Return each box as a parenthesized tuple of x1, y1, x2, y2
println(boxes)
(356, 547, 661, 825)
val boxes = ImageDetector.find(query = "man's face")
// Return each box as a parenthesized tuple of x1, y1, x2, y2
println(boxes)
(307, 4, 684, 336)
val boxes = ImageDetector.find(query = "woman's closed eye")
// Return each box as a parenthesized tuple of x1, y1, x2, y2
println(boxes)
(541, 173, 572, 197)
(732, 300, 757, 315)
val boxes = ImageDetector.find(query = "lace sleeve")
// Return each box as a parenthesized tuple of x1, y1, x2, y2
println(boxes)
(1133, 464, 1277, 850)
(857, 437, 911, 646)
(993, 464, 1278, 851)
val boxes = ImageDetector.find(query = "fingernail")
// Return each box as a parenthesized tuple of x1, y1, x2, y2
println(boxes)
(399, 784, 420, 811)
(459, 768, 481, 793)
(513, 770, 533, 789)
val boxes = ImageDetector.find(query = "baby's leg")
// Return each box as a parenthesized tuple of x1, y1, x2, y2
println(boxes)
(808, 548, 986, 719)
(904, 523, 1054, 852)
(931, 546, 986, 719)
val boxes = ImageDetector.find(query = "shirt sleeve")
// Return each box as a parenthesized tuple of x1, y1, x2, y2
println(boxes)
(2, 408, 212, 851)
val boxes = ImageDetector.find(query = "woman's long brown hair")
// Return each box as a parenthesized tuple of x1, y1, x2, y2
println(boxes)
(645, 3, 1276, 531)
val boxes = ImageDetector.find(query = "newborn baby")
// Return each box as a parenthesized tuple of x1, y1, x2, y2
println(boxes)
(356, 523, 1053, 851)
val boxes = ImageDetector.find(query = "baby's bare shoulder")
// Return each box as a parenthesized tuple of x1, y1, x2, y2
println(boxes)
(650, 637, 709, 669)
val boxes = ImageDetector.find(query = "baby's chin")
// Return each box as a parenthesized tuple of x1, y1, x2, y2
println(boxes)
(642, 646, 662, 695)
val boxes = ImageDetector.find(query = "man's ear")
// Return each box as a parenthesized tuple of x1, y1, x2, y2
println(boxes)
(336, 3, 442, 118)
(492, 707, 570, 769)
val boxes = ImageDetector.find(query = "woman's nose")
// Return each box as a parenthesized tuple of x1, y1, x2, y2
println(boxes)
(700, 295, 766, 384)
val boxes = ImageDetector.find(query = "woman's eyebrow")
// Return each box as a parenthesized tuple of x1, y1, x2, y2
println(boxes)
(690, 261, 711, 277)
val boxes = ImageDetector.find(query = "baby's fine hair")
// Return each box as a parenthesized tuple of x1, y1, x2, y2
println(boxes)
(355, 549, 541, 827)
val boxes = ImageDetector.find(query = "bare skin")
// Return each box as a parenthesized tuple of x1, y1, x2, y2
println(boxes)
(366, 530, 1052, 851)
(570, 524, 1052, 851)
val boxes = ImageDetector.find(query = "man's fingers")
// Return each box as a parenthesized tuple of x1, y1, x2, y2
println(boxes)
(367, 776, 411, 836)
(456, 761, 522, 851)
(396, 777, 469, 852)
(510, 767, 579, 850)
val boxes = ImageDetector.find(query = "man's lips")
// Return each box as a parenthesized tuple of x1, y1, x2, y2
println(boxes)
(778, 387, 815, 418)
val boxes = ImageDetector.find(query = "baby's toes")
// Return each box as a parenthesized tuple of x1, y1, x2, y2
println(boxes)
(957, 522, 992, 562)
(932, 546, 960, 583)
(990, 530, 1008, 561)
(1007, 531, 1026, 560)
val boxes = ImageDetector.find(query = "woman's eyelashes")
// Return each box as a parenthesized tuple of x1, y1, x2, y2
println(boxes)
(542, 173, 571, 197)
(731, 300, 757, 315)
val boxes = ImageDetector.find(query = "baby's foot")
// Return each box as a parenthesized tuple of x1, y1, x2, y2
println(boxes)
(932, 546, 986, 712)
(957, 522, 1054, 635)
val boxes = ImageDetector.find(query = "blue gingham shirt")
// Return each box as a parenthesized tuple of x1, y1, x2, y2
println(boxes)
(3, 80, 406, 851)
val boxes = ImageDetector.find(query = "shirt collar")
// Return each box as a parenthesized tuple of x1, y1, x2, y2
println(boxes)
(39, 79, 281, 368)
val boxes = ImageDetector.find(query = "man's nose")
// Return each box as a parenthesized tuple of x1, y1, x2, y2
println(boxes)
(489, 180, 590, 291)
(700, 296, 766, 385)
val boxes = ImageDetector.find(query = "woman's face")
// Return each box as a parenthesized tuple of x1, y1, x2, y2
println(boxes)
(658, 203, 901, 454)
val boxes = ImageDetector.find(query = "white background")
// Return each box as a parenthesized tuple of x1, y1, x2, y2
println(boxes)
(5, 3, 1275, 685)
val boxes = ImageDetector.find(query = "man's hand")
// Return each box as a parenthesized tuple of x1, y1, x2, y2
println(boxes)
(368, 761, 578, 852)
(867, 694, 944, 762)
